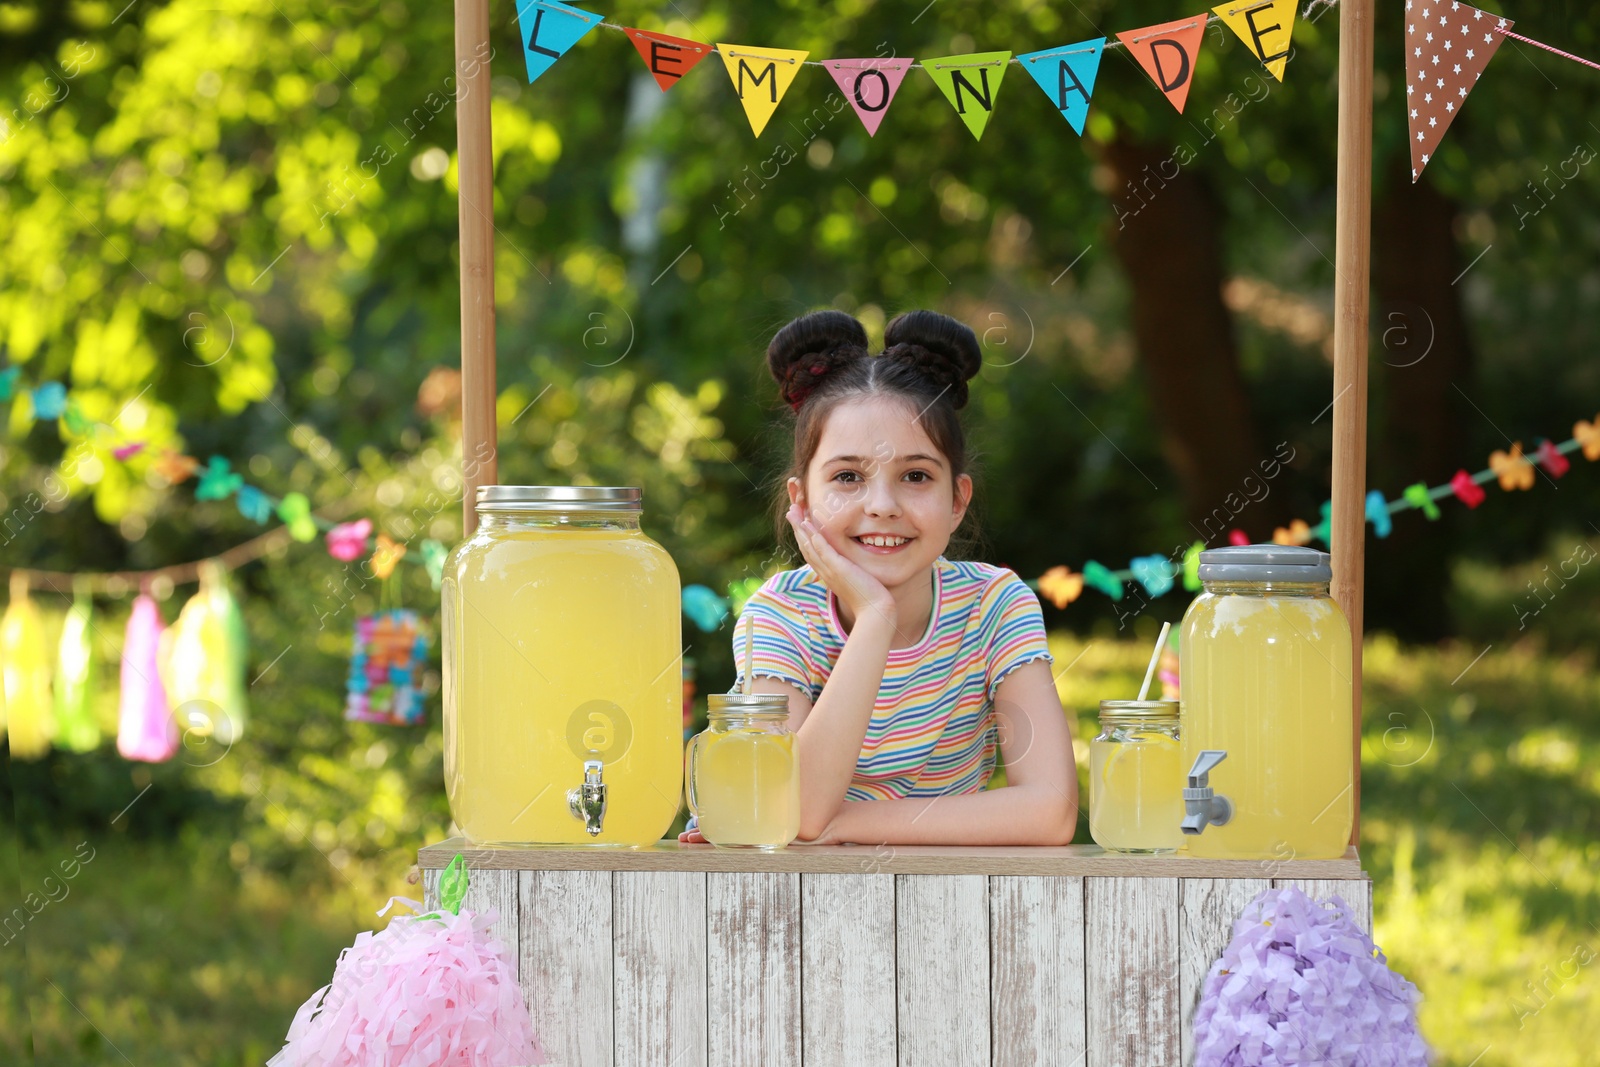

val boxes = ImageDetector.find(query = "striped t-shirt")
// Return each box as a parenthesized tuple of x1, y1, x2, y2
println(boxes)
(731, 557, 1053, 801)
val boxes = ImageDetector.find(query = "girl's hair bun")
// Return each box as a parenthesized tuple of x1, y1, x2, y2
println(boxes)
(766, 310, 869, 410)
(881, 310, 982, 409)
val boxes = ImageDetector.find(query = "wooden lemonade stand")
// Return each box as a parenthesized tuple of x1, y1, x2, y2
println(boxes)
(424, 0, 1379, 1062)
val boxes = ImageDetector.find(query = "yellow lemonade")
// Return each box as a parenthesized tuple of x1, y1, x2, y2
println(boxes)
(1090, 731, 1184, 853)
(442, 512, 682, 846)
(689, 728, 800, 850)
(1179, 587, 1353, 859)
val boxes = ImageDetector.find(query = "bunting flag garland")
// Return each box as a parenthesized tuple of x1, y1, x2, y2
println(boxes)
(716, 44, 810, 136)
(1405, 3, 1512, 181)
(118, 593, 179, 763)
(825, 58, 914, 137)
(923, 51, 1012, 140)
(1117, 15, 1209, 114)
(54, 592, 101, 753)
(515, 0, 603, 85)
(626, 27, 712, 91)
(1213, 0, 1298, 81)
(1018, 40, 1105, 136)
(2, 577, 55, 758)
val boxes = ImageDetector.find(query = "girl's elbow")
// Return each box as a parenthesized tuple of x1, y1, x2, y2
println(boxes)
(1040, 794, 1078, 846)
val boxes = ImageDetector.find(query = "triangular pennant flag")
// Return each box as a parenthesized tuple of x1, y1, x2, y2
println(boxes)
(824, 58, 913, 137)
(626, 27, 712, 92)
(1018, 39, 1104, 135)
(1212, 0, 1296, 81)
(1405, 4, 1511, 182)
(1117, 15, 1208, 114)
(923, 51, 1012, 140)
(715, 44, 810, 136)
(515, 0, 601, 85)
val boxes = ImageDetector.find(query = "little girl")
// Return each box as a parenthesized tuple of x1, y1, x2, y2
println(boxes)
(682, 309, 1078, 846)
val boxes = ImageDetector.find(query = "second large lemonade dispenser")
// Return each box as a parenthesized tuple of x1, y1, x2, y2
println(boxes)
(441, 486, 682, 845)
(1177, 545, 1355, 860)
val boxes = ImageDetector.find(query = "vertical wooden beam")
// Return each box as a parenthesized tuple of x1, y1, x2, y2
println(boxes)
(1331, 0, 1376, 847)
(454, 0, 498, 536)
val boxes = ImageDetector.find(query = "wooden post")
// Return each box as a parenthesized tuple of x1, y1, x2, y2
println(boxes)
(455, 0, 498, 537)
(1330, 0, 1375, 847)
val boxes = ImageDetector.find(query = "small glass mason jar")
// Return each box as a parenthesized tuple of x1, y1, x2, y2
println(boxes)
(685, 693, 800, 850)
(1090, 699, 1184, 854)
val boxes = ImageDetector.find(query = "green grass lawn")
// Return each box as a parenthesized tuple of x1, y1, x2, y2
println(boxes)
(4, 634, 1596, 1064)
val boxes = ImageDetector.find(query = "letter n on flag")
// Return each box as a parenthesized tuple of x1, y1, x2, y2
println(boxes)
(716, 44, 810, 136)
(1117, 15, 1208, 113)
(923, 51, 1012, 140)
(1405, 3, 1511, 181)
(626, 28, 712, 91)
(515, 0, 601, 85)
(825, 58, 913, 137)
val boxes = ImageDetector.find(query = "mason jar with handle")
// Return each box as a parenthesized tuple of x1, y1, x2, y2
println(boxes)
(441, 485, 682, 846)
(685, 692, 800, 850)
(1177, 544, 1354, 860)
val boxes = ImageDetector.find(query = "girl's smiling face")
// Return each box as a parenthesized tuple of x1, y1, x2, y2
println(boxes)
(788, 395, 972, 592)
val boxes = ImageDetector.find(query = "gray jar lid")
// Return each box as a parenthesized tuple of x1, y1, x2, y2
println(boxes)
(710, 692, 790, 719)
(1198, 544, 1332, 583)
(475, 485, 641, 512)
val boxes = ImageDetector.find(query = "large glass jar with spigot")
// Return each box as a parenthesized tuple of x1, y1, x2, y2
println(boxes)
(441, 486, 683, 845)
(1178, 545, 1354, 860)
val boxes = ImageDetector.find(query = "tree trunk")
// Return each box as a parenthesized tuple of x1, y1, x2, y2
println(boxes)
(1366, 162, 1475, 640)
(1099, 137, 1284, 540)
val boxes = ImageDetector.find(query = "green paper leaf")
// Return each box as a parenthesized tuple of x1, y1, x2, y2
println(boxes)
(439, 853, 468, 915)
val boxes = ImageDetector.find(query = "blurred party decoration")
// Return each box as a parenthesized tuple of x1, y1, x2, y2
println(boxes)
(327, 518, 374, 562)
(421, 539, 449, 591)
(1272, 519, 1313, 546)
(1576, 415, 1600, 461)
(924, 51, 1011, 140)
(30, 381, 67, 420)
(1129, 554, 1176, 598)
(1406, 4, 1511, 182)
(1117, 16, 1208, 114)
(716, 43, 810, 136)
(195, 455, 244, 500)
(118, 593, 178, 762)
(1212, 0, 1296, 81)
(1193, 885, 1428, 1065)
(1037, 565, 1084, 609)
(277, 492, 319, 542)
(515, 0, 601, 85)
(1081, 560, 1124, 600)
(680, 584, 730, 633)
(1449, 469, 1485, 508)
(162, 561, 250, 744)
(370, 534, 406, 581)
(2, 575, 55, 759)
(1489, 443, 1535, 491)
(1401, 483, 1440, 520)
(154, 450, 199, 484)
(726, 575, 765, 616)
(1534, 438, 1570, 477)
(54, 590, 101, 753)
(0, 365, 18, 400)
(236, 484, 273, 523)
(1365, 490, 1393, 538)
(345, 609, 431, 726)
(268, 855, 543, 1067)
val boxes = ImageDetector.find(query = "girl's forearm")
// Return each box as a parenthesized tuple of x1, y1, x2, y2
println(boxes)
(812, 784, 1078, 846)
(794, 610, 896, 839)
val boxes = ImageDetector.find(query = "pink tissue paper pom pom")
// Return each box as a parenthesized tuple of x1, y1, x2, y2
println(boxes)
(327, 518, 374, 562)
(270, 898, 545, 1067)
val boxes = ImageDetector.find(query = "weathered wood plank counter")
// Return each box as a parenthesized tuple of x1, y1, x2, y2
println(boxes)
(419, 840, 1370, 1067)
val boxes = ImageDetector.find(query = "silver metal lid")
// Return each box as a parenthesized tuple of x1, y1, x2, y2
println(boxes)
(709, 692, 790, 718)
(1197, 544, 1332, 584)
(474, 485, 642, 512)
(1098, 699, 1179, 723)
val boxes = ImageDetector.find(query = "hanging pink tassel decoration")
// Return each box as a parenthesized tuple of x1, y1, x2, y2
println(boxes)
(269, 856, 544, 1067)
(118, 594, 178, 762)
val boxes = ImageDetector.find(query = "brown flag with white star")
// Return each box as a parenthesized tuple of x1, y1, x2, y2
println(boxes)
(1406, 1, 1513, 181)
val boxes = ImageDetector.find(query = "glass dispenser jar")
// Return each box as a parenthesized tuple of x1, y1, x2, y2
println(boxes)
(685, 693, 800, 850)
(1178, 545, 1354, 860)
(441, 486, 682, 845)
(1090, 700, 1184, 854)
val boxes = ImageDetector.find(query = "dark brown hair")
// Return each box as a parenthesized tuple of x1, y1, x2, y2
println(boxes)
(765, 309, 985, 555)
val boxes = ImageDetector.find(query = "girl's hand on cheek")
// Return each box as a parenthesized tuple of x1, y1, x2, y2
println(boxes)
(786, 503, 896, 627)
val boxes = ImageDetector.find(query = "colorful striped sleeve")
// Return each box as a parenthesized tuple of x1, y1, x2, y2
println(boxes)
(981, 571, 1054, 700)
(730, 582, 817, 699)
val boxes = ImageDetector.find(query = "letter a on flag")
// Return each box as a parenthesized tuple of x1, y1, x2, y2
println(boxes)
(1212, 0, 1296, 81)
(825, 58, 913, 137)
(923, 51, 1012, 141)
(1018, 39, 1104, 135)
(1405, 4, 1511, 181)
(516, 0, 601, 85)
(1117, 15, 1208, 113)
(716, 44, 810, 136)
(626, 28, 712, 92)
